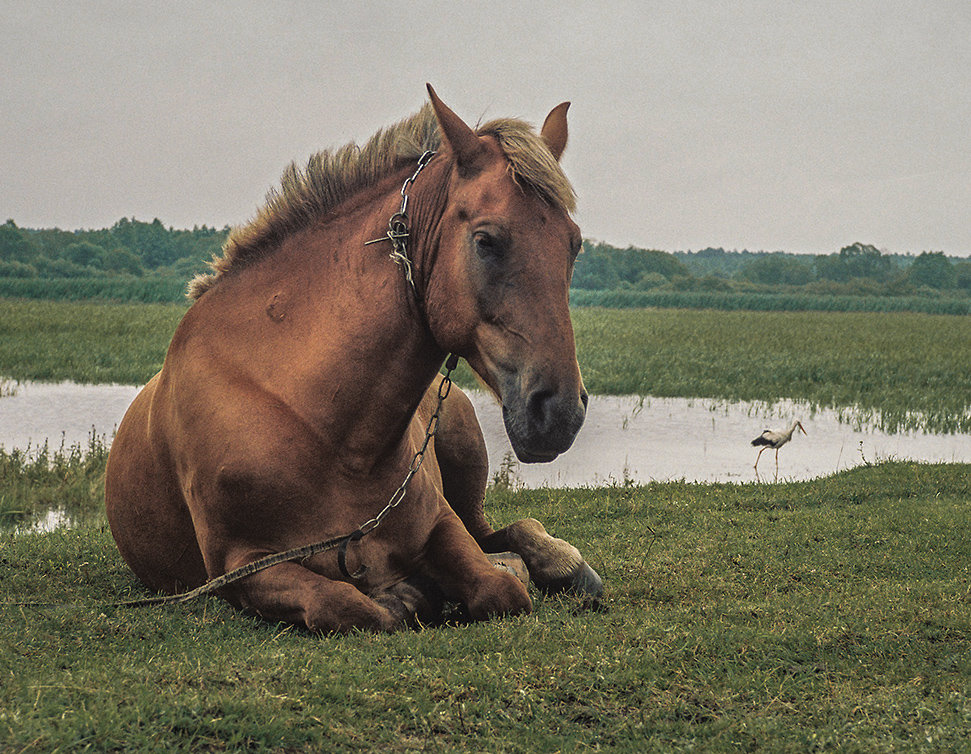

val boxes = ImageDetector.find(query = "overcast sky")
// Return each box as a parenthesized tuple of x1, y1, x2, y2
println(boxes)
(3, 1, 969, 256)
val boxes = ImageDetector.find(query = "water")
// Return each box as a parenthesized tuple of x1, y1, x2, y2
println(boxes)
(1, 381, 969, 488)
(0, 381, 140, 451)
(467, 393, 971, 487)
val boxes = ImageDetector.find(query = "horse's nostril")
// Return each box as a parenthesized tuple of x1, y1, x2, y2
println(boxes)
(580, 391, 589, 410)
(527, 389, 555, 426)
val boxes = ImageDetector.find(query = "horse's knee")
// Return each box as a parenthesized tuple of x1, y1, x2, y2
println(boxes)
(466, 569, 531, 621)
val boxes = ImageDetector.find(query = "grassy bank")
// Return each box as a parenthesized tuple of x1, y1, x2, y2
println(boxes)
(572, 307, 971, 433)
(0, 276, 189, 303)
(2, 461, 969, 751)
(2, 299, 970, 432)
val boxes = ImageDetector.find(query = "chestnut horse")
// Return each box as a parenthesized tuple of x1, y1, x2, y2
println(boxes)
(105, 85, 601, 633)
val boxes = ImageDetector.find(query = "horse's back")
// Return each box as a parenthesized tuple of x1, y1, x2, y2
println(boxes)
(105, 372, 207, 594)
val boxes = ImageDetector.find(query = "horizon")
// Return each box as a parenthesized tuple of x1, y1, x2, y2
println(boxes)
(7, 215, 966, 260)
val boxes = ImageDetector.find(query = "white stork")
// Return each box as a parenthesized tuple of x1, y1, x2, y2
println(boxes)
(752, 420, 806, 474)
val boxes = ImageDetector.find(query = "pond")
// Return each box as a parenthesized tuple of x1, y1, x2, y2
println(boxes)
(2, 380, 969, 487)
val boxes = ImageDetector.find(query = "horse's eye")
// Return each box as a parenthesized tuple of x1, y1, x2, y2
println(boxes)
(474, 231, 502, 259)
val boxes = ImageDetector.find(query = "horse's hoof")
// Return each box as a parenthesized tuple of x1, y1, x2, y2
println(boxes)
(540, 560, 604, 607)
(569, 560, 604, 602)
(489, 551, 530, 587)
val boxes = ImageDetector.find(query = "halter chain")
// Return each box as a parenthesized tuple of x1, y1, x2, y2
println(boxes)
(364, 149, 437, 290)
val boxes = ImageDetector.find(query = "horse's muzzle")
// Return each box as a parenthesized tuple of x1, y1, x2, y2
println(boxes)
(502, 382, 587, 463)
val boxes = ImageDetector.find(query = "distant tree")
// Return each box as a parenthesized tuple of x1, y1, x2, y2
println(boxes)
(0, 220, 39, 263)
(908, 252, 956, 289)
(954, 259, 971, 292)
(0, 259, 37, 277)
(63, 241, 107, 269)
(838, 242, 892, 281)
(108, 217, 179, 268)
(634, 271, 668, 290)
(572, 241, 688, 289)
(103, 247, 144, 275)
(34, 256, 90, 278)
(737, 254, 813, 286)
(171, 256, 209, 280)
(814, 253, 848, 282)
(814, 242, 891, 282)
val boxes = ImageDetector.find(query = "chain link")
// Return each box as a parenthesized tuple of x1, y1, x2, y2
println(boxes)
(364, 150, 437, 289)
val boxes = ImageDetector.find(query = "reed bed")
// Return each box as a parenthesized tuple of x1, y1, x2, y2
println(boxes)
(571, 289, 971, 315)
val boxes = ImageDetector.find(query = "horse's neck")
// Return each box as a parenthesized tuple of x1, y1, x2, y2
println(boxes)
(303, 195, 446, 472)
(208, 172, 447, 474)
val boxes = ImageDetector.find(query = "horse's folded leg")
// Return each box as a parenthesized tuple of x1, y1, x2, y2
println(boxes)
(223, 561, 406, 634)
(480, 518, 604, 604)
(370, 575, 446, 628)
(423, 514, 531, 621)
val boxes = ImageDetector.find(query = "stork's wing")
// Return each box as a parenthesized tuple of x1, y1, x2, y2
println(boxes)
(751, 430, 775, 447)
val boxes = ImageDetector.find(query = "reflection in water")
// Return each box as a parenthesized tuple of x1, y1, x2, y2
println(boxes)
(2, 381, 969, 489)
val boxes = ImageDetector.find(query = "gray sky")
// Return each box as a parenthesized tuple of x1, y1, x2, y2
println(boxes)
(3, 1, 970, 256)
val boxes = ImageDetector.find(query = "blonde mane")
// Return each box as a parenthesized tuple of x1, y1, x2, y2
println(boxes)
(188, 103, 576, 299)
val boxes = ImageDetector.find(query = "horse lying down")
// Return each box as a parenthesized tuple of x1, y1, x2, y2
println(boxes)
(105, 85, 602, 633)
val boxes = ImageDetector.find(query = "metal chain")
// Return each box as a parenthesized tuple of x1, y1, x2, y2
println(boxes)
(364, 150, 437, 289)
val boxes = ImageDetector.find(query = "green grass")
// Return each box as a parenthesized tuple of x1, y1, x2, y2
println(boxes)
(0, 276, 189, 303)
(0, 434, 108, 528)
(0, 299, 186, 384)
(2, 300, 969, 432)
(571, 308, 971, 434)
(2, 461, 969, 751)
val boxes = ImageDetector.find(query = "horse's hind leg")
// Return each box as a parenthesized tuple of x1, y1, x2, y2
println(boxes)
(435, 382, 603, 601)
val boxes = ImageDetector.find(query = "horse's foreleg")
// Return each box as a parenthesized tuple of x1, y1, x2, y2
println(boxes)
(479, 518, 604, 600)
(433, 383, 602, 602)
(222, 560, 409, 634)
(422, 512, 531, 621)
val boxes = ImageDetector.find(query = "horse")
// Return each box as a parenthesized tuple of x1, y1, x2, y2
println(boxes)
(104, 85, 601, 633)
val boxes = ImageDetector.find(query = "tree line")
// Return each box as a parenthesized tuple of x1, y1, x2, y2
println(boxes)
(1, 218, 969, 299)
(575, 241, 970, 297)
(0, 218, 225, 281)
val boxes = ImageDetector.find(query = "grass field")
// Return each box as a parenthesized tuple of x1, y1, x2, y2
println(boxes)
(2, 298, 969, 750)
(2, 299, 969, 433)
(2, 460, 969, 751)
(570, 308, 971, 434)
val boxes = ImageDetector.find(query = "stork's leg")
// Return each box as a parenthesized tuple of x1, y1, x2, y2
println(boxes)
(754, 447, 766, 470)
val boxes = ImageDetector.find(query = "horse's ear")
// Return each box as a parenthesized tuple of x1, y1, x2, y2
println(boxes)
(427, 84, 483, 172)
(541, 102, 570, 161)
